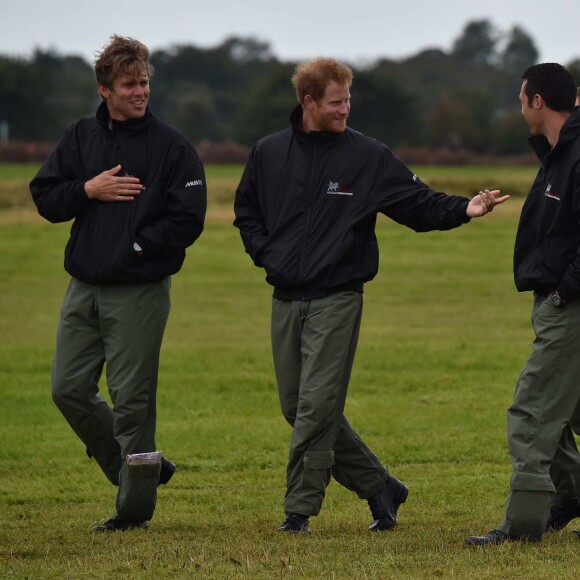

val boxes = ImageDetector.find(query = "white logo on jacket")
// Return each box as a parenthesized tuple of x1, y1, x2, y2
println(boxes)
(185, 180, 203, 187)
(326, 180, 353, 196)
(544, 182, 561, 201)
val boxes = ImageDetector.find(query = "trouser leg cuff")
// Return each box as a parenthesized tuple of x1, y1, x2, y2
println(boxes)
(510, 472, 556, 493)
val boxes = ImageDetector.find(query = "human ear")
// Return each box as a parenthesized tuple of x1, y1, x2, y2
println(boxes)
(98, 84, 110, 100)
(303, 95, 316, 110)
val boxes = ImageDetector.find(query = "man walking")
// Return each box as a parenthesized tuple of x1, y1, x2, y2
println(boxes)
(30, 35, 206, 532)
(466, 63, 580, 545)
(234, 57, 507, 534)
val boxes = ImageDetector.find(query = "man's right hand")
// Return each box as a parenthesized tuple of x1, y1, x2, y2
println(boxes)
(84, 164, 143, 201)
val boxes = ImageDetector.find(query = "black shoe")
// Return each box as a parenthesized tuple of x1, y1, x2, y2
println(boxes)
(368, 476, 409, 531)
(278, 513, 311, 534)
(546, 497, 580, 532)
(465, 530, 510, 546)
(93, 517, 149, 533)
(159, 457, 175, 485)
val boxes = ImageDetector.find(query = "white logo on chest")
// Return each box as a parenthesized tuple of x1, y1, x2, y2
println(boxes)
(326, 180, 353, 196)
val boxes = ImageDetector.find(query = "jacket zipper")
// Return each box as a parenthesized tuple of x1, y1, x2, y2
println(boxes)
(517, 166, 549, 285)
(89, 204, 100, 281)
(298, 141, 317, 283)
(90, 132, 118, 281)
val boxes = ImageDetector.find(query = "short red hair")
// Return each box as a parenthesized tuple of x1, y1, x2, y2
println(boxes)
(292, 57, 353, 104)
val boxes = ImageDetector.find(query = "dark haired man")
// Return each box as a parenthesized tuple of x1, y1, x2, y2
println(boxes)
(467, 63, 580, 545)
(30, 35, 206, 532)
(234, 57, 507, 535)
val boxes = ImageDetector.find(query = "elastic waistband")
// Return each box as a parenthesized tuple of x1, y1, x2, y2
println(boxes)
(273, 282, 364, 302)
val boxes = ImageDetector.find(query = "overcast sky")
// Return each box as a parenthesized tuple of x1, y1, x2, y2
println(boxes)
(1, 0, 578, 67)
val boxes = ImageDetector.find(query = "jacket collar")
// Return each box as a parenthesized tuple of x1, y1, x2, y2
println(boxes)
(529, 107, 580, 163)
(96, 100, 153, 134)
(289, 104, 343, 146)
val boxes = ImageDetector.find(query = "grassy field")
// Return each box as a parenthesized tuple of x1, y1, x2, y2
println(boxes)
(0, 163, 539, 212)
(2, 165, 580, 578)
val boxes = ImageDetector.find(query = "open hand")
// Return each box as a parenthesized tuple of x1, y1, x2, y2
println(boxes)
(84, 164, 143, 202)
(466, 189, 509, 218)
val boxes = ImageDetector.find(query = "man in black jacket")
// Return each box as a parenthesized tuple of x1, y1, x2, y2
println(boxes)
(234, 57, 507, 534)
(466, 63, 580, 546)
(30, 35, 206, 532)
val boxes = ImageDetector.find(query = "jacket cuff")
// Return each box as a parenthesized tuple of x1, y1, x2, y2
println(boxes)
(455, 199, 471, 224)
(249, 237, 269, 267)
(134, 234, 159, 258)
(75, 182, 91, 207)
(556, 286, 574, 304)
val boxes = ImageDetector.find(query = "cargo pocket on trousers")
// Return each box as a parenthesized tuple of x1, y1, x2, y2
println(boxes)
(301, 449, 335, 490)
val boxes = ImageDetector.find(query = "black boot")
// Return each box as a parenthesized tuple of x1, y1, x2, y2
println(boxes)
(367, 476, 409, 531)
(465, 529, 511, 546)
(546, 497, 580, 532)
(159, 457, 176, 485)
(93, 516, 149, 533)
(278, 513, 311, 534)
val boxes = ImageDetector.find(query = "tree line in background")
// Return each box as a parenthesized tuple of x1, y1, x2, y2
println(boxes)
(1, 19, 579, 160)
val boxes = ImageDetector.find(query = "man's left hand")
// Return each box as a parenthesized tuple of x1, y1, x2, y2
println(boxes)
(466, 189, 509, 218)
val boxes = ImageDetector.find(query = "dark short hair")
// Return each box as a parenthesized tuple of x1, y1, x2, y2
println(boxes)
(292, 58, 353, 104)
(95, 35, 154, 89)
(521, 63, 576, 113)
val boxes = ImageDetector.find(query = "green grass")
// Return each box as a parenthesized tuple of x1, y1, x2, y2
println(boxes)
(0, 163, 248, 210)
(414, 165, 538, 198)
(0, 163, 538, 211)
(0, 162, 41, 179)
(2, 179, 580, 577)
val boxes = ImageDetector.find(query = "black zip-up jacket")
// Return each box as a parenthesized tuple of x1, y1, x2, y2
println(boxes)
(30, 102, 207, 284)
(234, 106, 470, 300)
(514, 108, 580, 302)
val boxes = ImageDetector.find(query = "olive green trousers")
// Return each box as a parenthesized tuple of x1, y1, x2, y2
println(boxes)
(51, 277, 170, 522)
(497, 294, 580, 539)
(271, 291, 388, 517)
